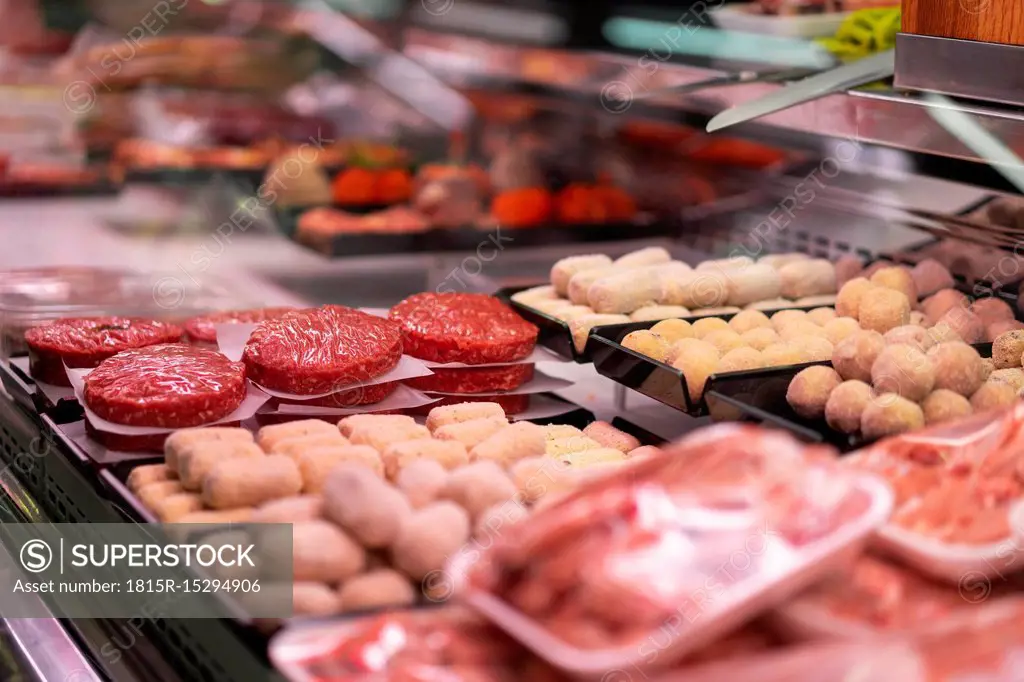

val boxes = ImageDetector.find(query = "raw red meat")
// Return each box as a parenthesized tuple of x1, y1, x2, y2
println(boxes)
(243, 305, 402, 395)
(25, 316, 183, 386)
(389, 293, 537, 364)
(84, 344, 246, 428)
(419, 393, 530, 415)
(405, 364, 534, 394)
(85, 419, 241, 453)
(273, 381, 399, 408)
(183, 306, 295, 345)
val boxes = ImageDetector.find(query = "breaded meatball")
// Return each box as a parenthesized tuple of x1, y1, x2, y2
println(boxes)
(922, 289, 968, 325)
(835, 255, 865, 286)
(832, 330, 885, 383)
(807, 307, 837, 326)
(671, 340, 722, 402)
(338, 570, 416, 612)
(740, 327, 779, 351)
(441, 461, 517, 520)
(823, 317, 861, 345)
(989, 368, 1024, 392)
(981, 358, 994, 381)
(835, 278, 876, 319)
(770, 310, 808, 332)
(825, 380, 875, 434)
(622, 329, 673, 362)
(859, 288, 911, 334)
(870, 266, 918, 305)
(703, 329, 744, 356)
(761, 343, 806, 367)
(728, 309, 772, 334)
(883, 325, 933, 352)
(971, 297, 1014, 327)
(911, 259, 954, 297)
(927, 342, 985, 397)
(787, 366, 842, 419)
(793, 336, 834, 362)
(322, 464, 411, 548)
(870, 344, 936, 402)
(395, 459, 449, 509)
(937, 307, 984, 344)
(716, 347, 764, 373)
(391, 502, 471, 580)
(691, 317, 731, 338)
(992, 330, 1024, 369)
(649, 318, 694, 343)
(971, 381, 1018, 412)
(861, 394, 925, 440)
(779, 321, 829, 342)
(779, 259, 836, 299)
(921, 390, 973, 425)
(986, 320, 1024, 342)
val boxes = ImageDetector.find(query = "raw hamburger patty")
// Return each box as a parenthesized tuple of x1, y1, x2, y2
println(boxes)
(84, 344, 246, 428)
(86, 420, 241, 453)
(405, 364, 534, 394)
(243, 305, 402, 394)
(184, 307, 295, 345)
(25, 317, 183, 386)
(273, 381, 399, 408)
(389, 293, 538, 364)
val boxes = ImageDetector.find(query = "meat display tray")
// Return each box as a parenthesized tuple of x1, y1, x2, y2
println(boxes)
(705, 342, 995, 452)
(277, 207, 686, 259)
(0, 179, 122, 199)
(589, 315, 826, 416)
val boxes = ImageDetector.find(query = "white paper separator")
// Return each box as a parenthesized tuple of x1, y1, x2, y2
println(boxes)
(62, 420, 162, 465)
(10, 356, 77, 404)
(265, 384, 440, 417)
(67, 367, 271, 436)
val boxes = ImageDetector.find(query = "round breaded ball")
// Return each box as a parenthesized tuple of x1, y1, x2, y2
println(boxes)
(992, 330, 1024, 369)
(649, 318, 694, 343)
(717, 347, 764, 373)
(861, 394, 925, 440)
(832, 330, 885, 383)
(691, 317, 730, 338)
(779, 321, 829, 342)
(728, 309, 772, 334)
(703, 329, 744, 356)
(859, 288, 911, 334)
(825, 380, 875, 434)
(870, 344, 935, 402)
(989, 368, 1024, 392)
(823, 317, 861, 345)
(441, 461, 517, 520)
(391, 501, 471, 581)
(395, 459, 449, 509)
(807, 307, 837, 326)
(338, 569, 416, 612)
(921, 389, 973, 425)
(622, 330, 673, 363)
(981, 358, 994, 381)
(761, 343, 806, 367)
(835, 278, 876, 319)
(672, 340, 722, 403)
(971, 297, 1015, 327)
(926, 342, 985, 397)
(794, 336, 834, 362)
(937, 308, 984, 344)
(986, 320, 1024, 342)
(911, 259, 954, 298)
(740, 327, 779, 351)
(971, 381, 1018, 412)
(770, 310, 808, 332)
(922, 289, 968, 325)
(787, 366, 842, 419)
(870, 267, 918, 306)
(883, 325, 933, 352)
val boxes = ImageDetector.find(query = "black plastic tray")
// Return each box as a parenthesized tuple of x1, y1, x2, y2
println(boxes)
(278, 204, 685, 258)
(589, 315, 825, 416)
(705, 342, 995, 452)
(0, 359, 82, 423)
(0, 180, 122, 199)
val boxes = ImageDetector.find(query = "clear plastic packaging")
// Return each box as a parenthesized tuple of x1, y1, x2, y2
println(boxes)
(848, 403, 1024, 582)
(0, 267, 264, 359)
(452, 424, 893, 677)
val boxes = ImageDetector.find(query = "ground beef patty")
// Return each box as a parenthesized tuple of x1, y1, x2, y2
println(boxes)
(389, 293, 538, 364)
(25, 317, 183, 386)
(243, 305, 402, 395)
(84, 344, 246, 428)
(86, 420, 242, 453)
(405, 364, 534, 394)
(184, 306, 295, 346)
(273, 381, 399, 408)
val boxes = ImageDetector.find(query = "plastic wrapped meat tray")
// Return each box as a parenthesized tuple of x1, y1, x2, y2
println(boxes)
(454, 424, 893, 677)
(847, 403, 1024, 583)
(243, 306, 403, 395)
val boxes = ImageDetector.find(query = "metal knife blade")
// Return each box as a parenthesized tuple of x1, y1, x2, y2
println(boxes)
(705, 49, 895, 132)
(634, 66, 818, 100)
